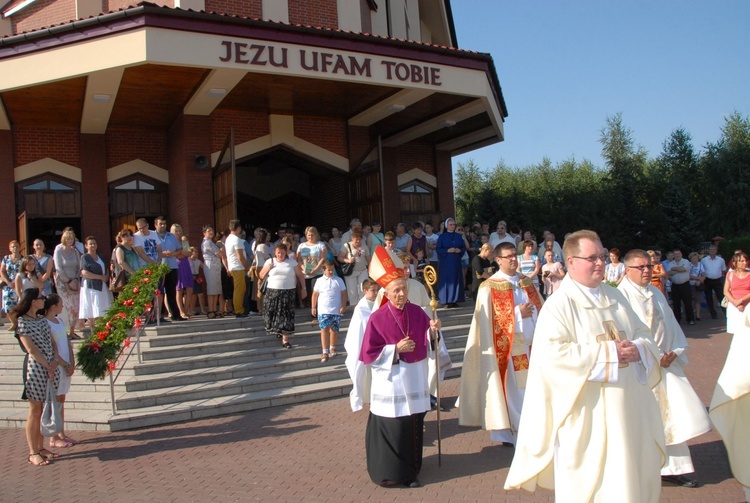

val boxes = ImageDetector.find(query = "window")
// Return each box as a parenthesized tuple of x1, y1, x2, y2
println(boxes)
(22, 180, 74, 191)
(400, 183, 431, 194)
(114, 180, 155, 190)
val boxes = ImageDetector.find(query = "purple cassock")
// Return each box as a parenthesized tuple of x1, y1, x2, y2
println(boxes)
(359, 302, 430, 364)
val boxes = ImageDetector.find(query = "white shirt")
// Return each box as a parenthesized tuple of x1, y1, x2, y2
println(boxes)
(266, 258, 298, 290)
(670, 258, 691, 285)
(133, 229, 161, 268)
(489, 233, 516, 249)
(225, 233, 245, 271)
(313, 275, 346, 314)
(700, 255, 727, 279)
(425, 233, 439, 262)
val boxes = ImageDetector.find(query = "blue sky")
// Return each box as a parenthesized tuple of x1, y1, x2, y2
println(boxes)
(451, 0, 750, 171)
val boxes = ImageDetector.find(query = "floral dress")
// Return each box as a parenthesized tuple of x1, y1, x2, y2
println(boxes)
(2, 254, 21, 313)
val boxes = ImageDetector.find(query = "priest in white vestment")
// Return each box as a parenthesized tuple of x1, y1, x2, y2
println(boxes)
(459, 241, 543, 445)
(710, 308, 750, 502)
(618, 249, 711, 488)
(505, 230, 666, 503)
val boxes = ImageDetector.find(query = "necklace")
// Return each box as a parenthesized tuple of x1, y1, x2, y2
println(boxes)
(386, 302, 410, 338)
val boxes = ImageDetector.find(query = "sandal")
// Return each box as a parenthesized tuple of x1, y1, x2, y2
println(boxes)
(282, 342, 292, 349)
(207, 311, 216, 319)
(62, 435, 78, 446)
(39, 449, 59, 460)
(50, 438, 75, 448)
(216, 311, 225, 318)
(320, 354, 329, 363)
(28, 453, 50, 466)
(69, 331, 82, 340)
(329, 348, 338, 357)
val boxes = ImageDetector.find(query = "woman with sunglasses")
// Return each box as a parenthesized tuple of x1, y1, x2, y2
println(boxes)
(13, 288, 61, 466)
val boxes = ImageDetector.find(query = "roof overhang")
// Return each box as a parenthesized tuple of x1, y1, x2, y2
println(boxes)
(0, 3, 507, 156)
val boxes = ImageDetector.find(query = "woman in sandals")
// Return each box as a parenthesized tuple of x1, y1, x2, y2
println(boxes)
(259, 243, 307, 349)
(13, 288, 61, 466)
(53, 230, 82, 339)
(44, 293, 77, 449)
(201, 225, 225, 319)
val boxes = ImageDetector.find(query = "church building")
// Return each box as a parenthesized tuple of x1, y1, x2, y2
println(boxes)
(0, 0, 506, 253)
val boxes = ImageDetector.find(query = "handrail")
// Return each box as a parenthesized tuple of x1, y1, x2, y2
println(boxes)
(107, 295, 160, 415)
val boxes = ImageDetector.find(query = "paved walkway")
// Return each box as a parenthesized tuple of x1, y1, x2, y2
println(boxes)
(0, 316, 745, 502)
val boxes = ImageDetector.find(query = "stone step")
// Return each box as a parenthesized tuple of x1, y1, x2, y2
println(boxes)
(0, 389, 114, 410)
(126, 336, 467, 392)
(116, 346, 465, 410)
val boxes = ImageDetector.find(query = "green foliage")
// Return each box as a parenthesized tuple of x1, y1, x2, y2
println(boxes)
(76, 263, 170, 381)
(719, 236, 750, 261)
(454, 111, 750, 253)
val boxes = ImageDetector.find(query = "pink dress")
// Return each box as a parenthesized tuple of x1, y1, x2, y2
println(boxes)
(542, 262, 564, 295)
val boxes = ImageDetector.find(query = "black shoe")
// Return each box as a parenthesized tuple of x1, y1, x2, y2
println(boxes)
(171, 316, 189, 322)
(159, 318, 171, 323)
(501, 442, 515, 448)
(661, 474, 701, 487)
(404, 479, 421, 488)
(235, 313, 248, 318)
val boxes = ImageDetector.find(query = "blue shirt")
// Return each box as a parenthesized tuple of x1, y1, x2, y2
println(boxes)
(159, 232, 180, 269)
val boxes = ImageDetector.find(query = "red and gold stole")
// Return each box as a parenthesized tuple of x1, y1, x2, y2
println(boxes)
(486, 276, 543, 390)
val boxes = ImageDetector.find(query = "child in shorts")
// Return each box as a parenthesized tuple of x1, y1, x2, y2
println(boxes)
(44, 293, 77, 448)
(311, 260, 347, 363)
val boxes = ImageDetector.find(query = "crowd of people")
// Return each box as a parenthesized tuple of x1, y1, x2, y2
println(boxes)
(7, 215, 750, 502)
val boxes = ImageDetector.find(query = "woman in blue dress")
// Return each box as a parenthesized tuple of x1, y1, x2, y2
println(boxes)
(436, 218, 466, 307)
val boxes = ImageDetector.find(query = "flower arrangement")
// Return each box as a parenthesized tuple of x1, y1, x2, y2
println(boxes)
(76, 263, 170, 381)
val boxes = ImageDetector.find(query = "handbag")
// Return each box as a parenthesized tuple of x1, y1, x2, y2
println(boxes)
(40, 379, 62, 437)
(109, 270, 128, 293)
(721, 271, 733, 308)
(339, 244, 356, 277)
(259, 277, 268, 295)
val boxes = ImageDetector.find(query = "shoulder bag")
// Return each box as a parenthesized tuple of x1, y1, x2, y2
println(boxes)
(339, 244, 356, 277)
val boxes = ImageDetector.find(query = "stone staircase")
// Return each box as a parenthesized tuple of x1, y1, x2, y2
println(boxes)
(0, 305, 474, 431)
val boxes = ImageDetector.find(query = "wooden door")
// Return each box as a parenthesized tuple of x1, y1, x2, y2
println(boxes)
(213, 127, 236, 232)
(17, 212, 27, 255)
(111, 212, 136, 242)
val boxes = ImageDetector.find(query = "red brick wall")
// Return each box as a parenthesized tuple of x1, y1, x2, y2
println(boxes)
(0, 131, 16, 246)
(105, 1, 174, 12)
(205, 0, 261, 17)
(10, 0, 75, 33)
(294, 116, 347, 158)
(435, 149, 454, 218)
(347, 125, 373, 169)
(12, 126, 80, 168)
(168, 114, 214, 243)
(210, 110, 269, 155)
(288, 0, 338, 28)
(394, 141, 435, 177)
(106, 127, 168, 169)
(80, 134, 111, 255)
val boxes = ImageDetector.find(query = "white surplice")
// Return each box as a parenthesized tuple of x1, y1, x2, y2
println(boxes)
(710, 310, 750, 501)
(345, 295, 376, 412)
(505, 276, 666, 503)
(459, 270, 539, 444)
(619, 277, 711, 475)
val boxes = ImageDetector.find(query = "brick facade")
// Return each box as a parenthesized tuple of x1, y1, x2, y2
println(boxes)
(106, 127, 168, 170)
(12, 126, 80, 168)
(204, 0, 261, 18)
(80, 134, 111, 254)
(210, 110, 269, 154)
(288, 0, 338, 28)
(294, 116, 347, 158)
(10, 0, 75, 34)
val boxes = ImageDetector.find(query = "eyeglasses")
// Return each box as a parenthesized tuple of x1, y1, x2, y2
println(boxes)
(498, 255, 517, 261)
(571, 254, 609, 263)
(626, 265, 654, 271)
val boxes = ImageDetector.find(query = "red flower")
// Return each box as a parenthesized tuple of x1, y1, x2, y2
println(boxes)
(105, 321, 112, 329)
(145, 302, 153, 310)
(154, 290, 161, 296)
(141, 278, 150, 284)
(123, 299, 134, 307)
(109, 362, 116, 372)
(97, 330, 109, 341)
(144, 269, 152, 275)
(132, 286, 140, 294)
(89, 342, 101, 353)
(117, 312, 127, 319)
(124, 337, 131, 348)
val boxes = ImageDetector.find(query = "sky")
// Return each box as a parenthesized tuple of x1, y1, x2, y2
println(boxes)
(450, 0, 750, 172)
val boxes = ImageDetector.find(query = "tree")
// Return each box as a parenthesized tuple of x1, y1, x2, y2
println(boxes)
(700, 112, 750, 237)
(599, 113, 649, 249)
(653, 128, 702, 249)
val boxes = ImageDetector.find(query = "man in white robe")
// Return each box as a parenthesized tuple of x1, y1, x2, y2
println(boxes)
(459, 241, 543, 445)
(505, 230, 666, 503)
(710, 309, 750, 502)
(618, 249, 711, 488)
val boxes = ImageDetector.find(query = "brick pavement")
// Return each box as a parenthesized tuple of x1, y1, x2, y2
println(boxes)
(0, 317, 745, 502)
